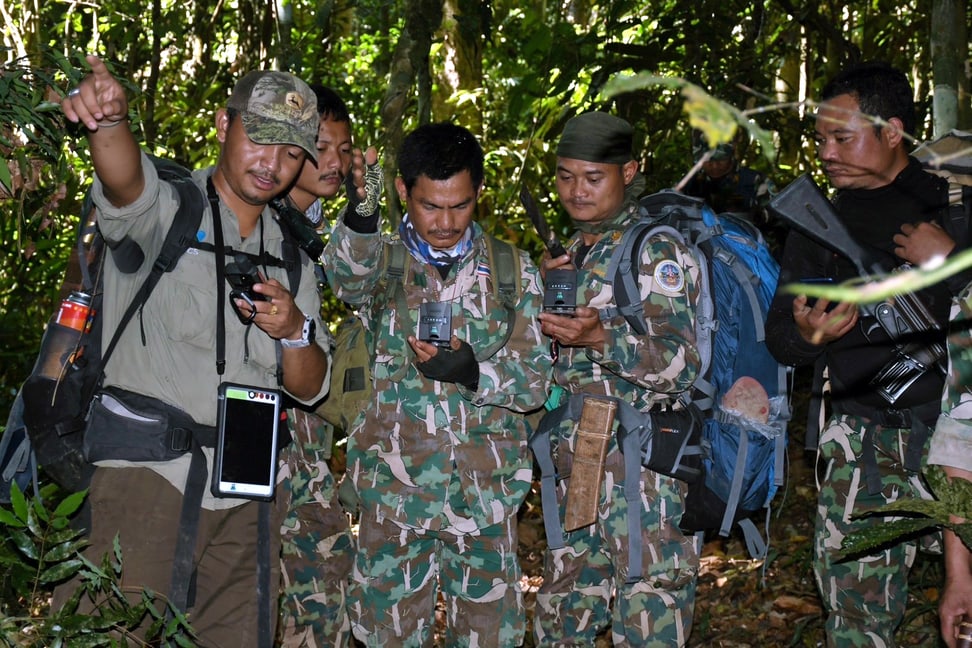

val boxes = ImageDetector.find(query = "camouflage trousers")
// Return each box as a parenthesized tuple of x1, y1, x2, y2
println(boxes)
(813, 413, 939, 648)
(278, 410, 355, 648)
(349, 486, 525, 647)
(534, 445, 699, 647)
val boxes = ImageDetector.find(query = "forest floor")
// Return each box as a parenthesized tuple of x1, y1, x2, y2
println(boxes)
(511, 435, 945, 647)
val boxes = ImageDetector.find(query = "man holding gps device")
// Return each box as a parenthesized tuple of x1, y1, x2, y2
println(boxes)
(322, 121, 552, 646)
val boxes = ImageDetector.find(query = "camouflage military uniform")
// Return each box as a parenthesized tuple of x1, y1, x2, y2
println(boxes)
(533, 200, 703, 646)
(322, 219, 552, 647)
(812, 413, 936, 645)
(278, 408, 354, 647)
(765, 157, 953, 647)
(930, 284, 972, 482)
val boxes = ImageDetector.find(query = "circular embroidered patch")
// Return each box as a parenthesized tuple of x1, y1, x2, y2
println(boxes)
(654, 260, 685, 293)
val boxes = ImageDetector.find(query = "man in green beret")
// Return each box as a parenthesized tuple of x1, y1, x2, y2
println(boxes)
(532, 111, 703, 645)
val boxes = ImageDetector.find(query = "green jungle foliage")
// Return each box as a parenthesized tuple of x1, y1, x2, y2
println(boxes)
(1, 0, 969, 451)
(1, 1, 970, 644)
(0, 483, 197, 646)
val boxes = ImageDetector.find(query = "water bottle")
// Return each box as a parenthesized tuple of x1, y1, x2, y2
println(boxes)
(34, 291, 94, 381)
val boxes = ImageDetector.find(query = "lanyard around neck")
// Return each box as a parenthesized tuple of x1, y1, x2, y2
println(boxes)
(207, 176, 227, 375)
(206, 176, 280, 383)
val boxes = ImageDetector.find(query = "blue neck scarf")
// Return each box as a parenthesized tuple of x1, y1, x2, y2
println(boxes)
(398, 213, 473, 268)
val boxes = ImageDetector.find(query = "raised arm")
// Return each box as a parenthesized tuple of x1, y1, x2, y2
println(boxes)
(60, 54, 143, 207)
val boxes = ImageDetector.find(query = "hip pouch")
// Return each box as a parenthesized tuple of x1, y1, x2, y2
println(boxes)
(83, 386, 214, 463)
(616, 402, 704, 484)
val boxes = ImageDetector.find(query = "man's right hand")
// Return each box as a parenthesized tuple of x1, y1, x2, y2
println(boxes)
(61, 55, 129, 132)
(792, 294, 858, 345)
(894, 221, 956, 267)
(62, 54, 142, 208)
(538, 306, 606, 350)
(540, 252, 572, 281)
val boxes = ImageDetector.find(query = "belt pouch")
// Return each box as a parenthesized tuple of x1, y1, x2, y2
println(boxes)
(564, 396, 616, 532)
(83, 387, 193, 463)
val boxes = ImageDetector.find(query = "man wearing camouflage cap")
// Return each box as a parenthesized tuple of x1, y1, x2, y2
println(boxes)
(532, 111, 702, 645)
(57, 55, 329, 645)
(683, 129, 779, 252)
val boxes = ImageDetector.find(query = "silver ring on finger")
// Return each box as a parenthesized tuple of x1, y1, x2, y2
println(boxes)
(67, 88, 81, 97)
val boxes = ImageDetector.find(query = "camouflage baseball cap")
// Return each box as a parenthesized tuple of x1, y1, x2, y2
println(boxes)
(227, 71, 318, 159)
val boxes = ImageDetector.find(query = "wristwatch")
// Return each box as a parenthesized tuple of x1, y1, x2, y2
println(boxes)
(280, 315, 316, 349)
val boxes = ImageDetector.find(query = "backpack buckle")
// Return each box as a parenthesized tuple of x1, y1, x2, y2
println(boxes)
(167, 427, 192, 453)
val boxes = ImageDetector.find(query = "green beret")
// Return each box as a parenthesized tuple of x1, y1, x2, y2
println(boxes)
(556, 111, 634, 164)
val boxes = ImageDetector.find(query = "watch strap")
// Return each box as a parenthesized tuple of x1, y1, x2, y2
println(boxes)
(280, 314, 314, 349)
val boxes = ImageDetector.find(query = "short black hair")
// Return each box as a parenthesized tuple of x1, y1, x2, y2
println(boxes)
(309, 84, 350, 123)
(397, 122, 484, 194)
(821, 61, 916, 136)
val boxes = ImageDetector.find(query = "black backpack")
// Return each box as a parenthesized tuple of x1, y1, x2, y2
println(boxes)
(4, 157, 206, 499)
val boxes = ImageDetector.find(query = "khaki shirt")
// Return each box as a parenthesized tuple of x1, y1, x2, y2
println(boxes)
(91, 152, 329, 509)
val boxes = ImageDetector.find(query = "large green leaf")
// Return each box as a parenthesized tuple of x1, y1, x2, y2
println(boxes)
(838, 517, 940, 559)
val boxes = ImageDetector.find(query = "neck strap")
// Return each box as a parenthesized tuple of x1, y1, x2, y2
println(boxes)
(207, 176, 227, 375)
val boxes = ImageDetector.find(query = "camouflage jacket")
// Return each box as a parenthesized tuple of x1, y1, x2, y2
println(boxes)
(553, 202, 702, 412)
(322, 219, 552, 529)
(929, 283, 972, 473)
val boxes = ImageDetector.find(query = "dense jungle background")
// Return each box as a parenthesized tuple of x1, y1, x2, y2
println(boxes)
(2, 0, 972, 645)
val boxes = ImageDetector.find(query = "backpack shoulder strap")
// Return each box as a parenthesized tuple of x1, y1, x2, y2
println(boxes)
(275, 222, 303, 297)
(375, 239, 409, 330)
(384, 238, 409, 284)
(99, 177, 206, 373)
(371, 240, 413, 382)
(154, 177, 206, 273)
(600, 219, 684, 335)
(475, 234, 521, 361)
(483, 234, 521, 307)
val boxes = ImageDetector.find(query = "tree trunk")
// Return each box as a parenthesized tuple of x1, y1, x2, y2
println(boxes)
(931, 0, 969, 135)
(275, 0, 295, 71)
(379, 0, 443, 225)
(440, 0, 485, 132)
(143, 0, 162, 148)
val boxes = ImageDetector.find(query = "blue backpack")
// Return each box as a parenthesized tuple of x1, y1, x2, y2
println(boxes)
(608, 190, 790, 559)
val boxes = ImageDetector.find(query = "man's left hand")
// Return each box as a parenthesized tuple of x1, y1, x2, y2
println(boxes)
(409, 335, 479, 389)
(894, 221, 955, 266)
(243, 278, 305, 342)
